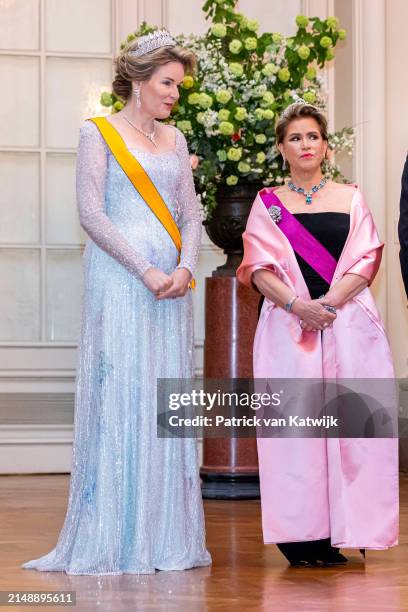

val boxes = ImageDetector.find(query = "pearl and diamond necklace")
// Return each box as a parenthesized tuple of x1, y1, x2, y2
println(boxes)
(122, 113, 157, 147)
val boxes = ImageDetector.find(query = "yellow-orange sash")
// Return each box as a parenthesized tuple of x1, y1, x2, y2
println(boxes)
(89, 116, 183, 255)
(89, 116, 195, 289)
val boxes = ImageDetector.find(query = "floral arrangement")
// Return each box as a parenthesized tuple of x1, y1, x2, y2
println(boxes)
(101, 0, 353, 218)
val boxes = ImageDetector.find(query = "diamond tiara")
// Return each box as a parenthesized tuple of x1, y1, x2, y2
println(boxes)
(280, 98, 320, 120)
(128, 29, 177, 58)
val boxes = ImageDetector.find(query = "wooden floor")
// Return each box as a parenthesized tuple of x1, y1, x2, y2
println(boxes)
(1, 474, 408, 611)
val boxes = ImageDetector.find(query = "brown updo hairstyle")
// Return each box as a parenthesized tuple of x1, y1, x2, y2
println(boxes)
(112, 39, 196, 102)
(275, 103, 329, 167)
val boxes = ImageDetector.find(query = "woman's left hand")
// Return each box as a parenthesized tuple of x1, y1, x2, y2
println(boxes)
(156, 268, 192, 300)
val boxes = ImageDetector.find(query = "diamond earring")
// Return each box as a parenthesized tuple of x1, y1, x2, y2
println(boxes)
(133, 84, 141, 108)
(282, 156, 287, 171)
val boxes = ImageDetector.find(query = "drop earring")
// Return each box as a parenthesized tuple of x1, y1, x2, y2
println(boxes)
(282, 156, 287, 171)
(322, 149, 329, 171)
(133, 84, 141, 108)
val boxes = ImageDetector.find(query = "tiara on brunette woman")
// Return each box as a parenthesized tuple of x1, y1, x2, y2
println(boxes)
(280, 98, 320, 119)
(128, 30, 177, 58)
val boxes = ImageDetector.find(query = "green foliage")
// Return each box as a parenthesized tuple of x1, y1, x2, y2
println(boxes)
(100, 0, 351, 218)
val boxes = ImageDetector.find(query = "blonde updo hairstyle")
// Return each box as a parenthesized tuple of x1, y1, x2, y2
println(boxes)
(275, 103, 329, 168)
(112, 40, 196, 101)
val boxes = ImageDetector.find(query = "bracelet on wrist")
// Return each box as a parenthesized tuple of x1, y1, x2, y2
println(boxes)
(284, 295, 299, 313)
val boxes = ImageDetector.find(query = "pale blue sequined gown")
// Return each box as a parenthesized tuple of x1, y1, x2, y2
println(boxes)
(22, 120, 211, 575)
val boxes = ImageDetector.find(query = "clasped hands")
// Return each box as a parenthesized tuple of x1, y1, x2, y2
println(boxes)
(142, 267, 191, 299)
(291, 297, 337, 332)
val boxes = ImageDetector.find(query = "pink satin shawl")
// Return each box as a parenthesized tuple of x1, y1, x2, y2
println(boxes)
(236, 186, 398, 549)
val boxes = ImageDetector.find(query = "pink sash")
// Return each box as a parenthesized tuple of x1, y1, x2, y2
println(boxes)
(260, 189, 338, 285)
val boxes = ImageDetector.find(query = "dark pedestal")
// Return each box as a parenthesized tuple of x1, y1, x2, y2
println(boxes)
(399, 381, 408, 472)
(201, 277, 260, 499)
(399, 440, 408, 473)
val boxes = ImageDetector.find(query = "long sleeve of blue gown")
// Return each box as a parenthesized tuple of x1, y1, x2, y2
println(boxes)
(76, 121, 153, 278)
(173, 129, 202, 277)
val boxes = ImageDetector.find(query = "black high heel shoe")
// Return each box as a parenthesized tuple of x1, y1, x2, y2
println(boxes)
(277, 539, 349, 567)
(277, 543, 318, 567)
(314, 539, 348, 566)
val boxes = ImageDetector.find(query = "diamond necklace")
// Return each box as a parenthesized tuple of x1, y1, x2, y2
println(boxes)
(287, 177, 327, 204)
(122, 113, 157, 147)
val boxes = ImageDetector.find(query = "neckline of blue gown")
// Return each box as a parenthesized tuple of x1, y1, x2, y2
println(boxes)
(126, 147, 177, 157)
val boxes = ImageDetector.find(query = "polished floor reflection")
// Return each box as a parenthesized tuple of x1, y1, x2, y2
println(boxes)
(2, 474, 407, 611)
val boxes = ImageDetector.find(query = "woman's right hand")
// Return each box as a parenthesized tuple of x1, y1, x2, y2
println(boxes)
(292, 298, 337, 331)
(142, 268, 173, 296)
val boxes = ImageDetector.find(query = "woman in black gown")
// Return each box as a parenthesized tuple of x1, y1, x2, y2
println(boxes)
(274, 211, 350, 566)
(256, 101, 355, 566)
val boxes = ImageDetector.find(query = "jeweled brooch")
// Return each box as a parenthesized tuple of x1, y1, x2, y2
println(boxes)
(268, 205, 282, 223)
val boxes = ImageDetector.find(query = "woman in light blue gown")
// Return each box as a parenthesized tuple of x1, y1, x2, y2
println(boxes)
(22, 31, 211, 575)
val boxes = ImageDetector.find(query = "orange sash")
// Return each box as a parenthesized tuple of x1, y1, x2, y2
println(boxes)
(89, 116, 195, 288)
(89, 116, 182, 253)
